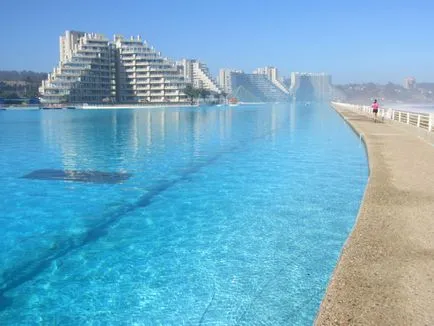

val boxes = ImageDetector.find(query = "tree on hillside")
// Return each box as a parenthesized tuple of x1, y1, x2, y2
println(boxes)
(198, 88, 210, 101)
(0, 70, 47, 82)
(183, 85, 200, 104)
(0, 70, 46, 99)
(219, 91, 228, 104)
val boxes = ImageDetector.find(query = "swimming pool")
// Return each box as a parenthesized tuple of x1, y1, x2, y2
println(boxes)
(0, 103, 368, 325)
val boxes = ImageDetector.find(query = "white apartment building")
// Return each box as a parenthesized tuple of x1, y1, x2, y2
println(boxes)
(218, 68, 243, 94)
(114, 35, 186, 103)
(253, 66, 289, 94)
(59, 30, 85, 63)
(40, 31, 189, 104)
(403, 77, 416, 89)
(177, 59, 221, 94)
(40, 31, 116, 104)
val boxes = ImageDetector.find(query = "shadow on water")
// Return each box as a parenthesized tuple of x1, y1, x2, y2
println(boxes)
(0, 113, 291, 311)
(21, 169, 132, 184)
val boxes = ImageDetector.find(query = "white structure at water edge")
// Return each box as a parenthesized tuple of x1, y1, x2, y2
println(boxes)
(217, 69, 290, 103)
(114, 35, 186, 103)
(253, 66, 289, 94)
(218, 68, 243, 94)
(40, 31, 116, 104)
(177, 59, 222, 94)
(40, 31, 189, 104)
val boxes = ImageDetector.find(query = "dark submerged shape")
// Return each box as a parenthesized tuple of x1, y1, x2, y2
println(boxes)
(0, 294, 12, 311)
(0, 123, 282, 311)
(21, 169, 132, 184)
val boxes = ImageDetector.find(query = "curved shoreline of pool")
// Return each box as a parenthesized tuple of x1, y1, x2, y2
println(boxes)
(316, 103, 434, 325)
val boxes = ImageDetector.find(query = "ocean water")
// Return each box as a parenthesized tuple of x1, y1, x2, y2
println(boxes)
(384, 103, 434, 113)
(0, 103, 368, 325)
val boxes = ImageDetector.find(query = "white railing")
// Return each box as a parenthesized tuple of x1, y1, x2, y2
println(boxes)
(332, 102, 434, 132)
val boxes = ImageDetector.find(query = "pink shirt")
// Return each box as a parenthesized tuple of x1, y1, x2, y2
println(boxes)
(372, 103, 379, 110)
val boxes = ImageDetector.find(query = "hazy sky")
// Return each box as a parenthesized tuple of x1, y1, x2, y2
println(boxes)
(1, 0, 433, 84)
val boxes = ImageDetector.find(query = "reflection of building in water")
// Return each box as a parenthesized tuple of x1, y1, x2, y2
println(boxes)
(289, 102, 297, 134)
(218, 108, 233, 141)
(40, 110, 141, 170)
(39, 107, 241, 174)
(289, 72, 332, 101)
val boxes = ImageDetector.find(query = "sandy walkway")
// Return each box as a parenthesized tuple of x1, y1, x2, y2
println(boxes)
(315, 103, 434, 325)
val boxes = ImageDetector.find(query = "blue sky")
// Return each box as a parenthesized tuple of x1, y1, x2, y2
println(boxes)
(0, 0, 433, 84)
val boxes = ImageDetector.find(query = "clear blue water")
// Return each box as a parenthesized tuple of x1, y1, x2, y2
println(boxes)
(0, 103, 368, 325)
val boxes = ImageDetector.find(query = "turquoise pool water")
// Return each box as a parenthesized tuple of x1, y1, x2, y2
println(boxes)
(0, 103, 368, 325)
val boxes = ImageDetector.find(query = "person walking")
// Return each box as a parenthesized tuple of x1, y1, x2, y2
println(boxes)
(372, 99, 379, 122)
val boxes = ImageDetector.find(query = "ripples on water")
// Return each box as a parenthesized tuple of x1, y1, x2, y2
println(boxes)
(0, 103, 368, 325)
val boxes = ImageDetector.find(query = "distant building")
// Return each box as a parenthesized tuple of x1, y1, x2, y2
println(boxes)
(114, 35, 186, 103)
(59, 30, 86, 63)
(177, 59, 221, 94)
(40, 32, 116, 104)
(253, 66, 289, 94)
(403, 77, 416, 89)
(40, 30, 189, 104)
(218, 70, 290, 102)
(289, 72, 332, 101)
(218, 68, 243, 94)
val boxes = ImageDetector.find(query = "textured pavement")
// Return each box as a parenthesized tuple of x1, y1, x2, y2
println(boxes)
(315, 103, 434, 325)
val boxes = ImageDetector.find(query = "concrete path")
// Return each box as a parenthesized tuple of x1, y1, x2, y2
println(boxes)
(315, 103, 434, 325)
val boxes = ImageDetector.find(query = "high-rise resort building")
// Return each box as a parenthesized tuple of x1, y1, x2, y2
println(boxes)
(177, 59, 222, 94)
(40, 31, 191, 104)
(39, 31, 116, 104)
(218, 69, 290, 103)
(289, 72, 333, 101)
(253, 67, 289, 95)
(114, 35, 187, 103)
(218, 68, 243, 94)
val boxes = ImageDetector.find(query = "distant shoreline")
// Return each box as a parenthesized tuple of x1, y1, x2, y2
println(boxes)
(0, 102, 274, 111)
(77, 103, 197, 110)
(0, 103, 201, 111)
